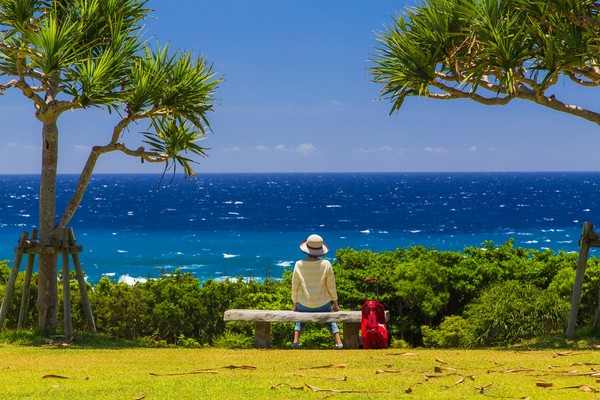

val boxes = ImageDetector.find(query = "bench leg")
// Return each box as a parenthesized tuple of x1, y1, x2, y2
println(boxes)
(254, 322, 271, 349)
(343, 322, 360, 349)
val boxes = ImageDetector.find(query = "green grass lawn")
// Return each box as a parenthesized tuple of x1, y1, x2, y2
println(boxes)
(1, 341, 600, 399)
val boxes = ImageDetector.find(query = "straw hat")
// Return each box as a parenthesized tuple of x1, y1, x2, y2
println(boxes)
(299, 234, 329, 256)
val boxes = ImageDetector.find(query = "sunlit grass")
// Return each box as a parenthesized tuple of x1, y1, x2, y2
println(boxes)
(1, 339, 599, 399)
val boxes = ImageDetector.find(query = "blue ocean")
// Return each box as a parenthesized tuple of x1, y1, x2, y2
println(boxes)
(0, 172, 598, 283)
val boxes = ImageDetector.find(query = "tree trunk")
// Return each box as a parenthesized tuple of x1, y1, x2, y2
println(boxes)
(37, 121, 59, 332)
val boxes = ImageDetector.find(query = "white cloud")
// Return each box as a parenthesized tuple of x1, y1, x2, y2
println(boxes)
(424, 146, 449, 154)
(296, 143, 316, 155)
(1, 142, 37, 153)
(469, 145, 478, 153)
(74, 144, 91, 153)
(222, 143, 318, 155)
(353, 145, 402, 153)
(328, 99, 347, 107)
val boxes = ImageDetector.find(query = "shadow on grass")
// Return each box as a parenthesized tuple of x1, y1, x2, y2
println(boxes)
(0, 329, 150, 349)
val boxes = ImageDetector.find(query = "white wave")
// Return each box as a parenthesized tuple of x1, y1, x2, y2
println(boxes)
(410, 230, 421, 233)
(127, 211, 134, 216)
(276, 261, 293, 267)
(326, 204, 342, 208)
(117, 249, 128, 253)
(179, 264, 203, 270)
(524, 240, 538, 244)
(360, 229, 371, 234)
(583, 209, 591, 212)
(103, 272, 116, 277)
(228, 212, 239, 215)
(118, 274, 148, 285)
(223, 253, 239, 259)
(18, 214, 30, 217)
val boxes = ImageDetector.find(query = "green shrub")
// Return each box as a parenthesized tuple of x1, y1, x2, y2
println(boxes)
(213, 332, 254, 349)
(422, 316, 476, 348)
(465, 280, 569, 346)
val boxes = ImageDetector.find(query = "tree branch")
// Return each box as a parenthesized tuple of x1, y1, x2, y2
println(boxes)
(57, 142, 166, 229)
(431, 81, 513, 105)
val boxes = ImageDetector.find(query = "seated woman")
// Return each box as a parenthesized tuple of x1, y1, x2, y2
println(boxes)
(291, 234, 343, 349)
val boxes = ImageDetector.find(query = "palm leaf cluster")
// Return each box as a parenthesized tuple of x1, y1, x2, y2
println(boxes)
(371, 0, 600, 123)
(0, 0, 220, 175)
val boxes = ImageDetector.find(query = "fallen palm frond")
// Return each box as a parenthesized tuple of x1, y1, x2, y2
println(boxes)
(553, 351, 588, 358)
(42, 374, 69, 379)
(386, 352, 418, 356)
(270, 382, 304, 390)
(298, 364, 347, 370)
(550, 385, 599, 392)
(376, 369, 402, 374)
(305, 383, 389, 394)
(221, 365, 256, 370)
(293, 374, 347, 381)
(150, 369, 219, 376)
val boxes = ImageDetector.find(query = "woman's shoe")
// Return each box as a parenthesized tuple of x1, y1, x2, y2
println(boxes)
(334, 343, 343, 350)
(292, 342, 300, 349)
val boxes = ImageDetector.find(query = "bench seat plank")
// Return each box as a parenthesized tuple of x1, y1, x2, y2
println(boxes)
(224, 309, 389, 349)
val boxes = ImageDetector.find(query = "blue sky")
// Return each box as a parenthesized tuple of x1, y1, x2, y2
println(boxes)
(2, 0, 600, 174)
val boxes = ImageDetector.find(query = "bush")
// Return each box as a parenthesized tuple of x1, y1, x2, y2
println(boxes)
(213, 332, 254, 349)
(422, 316, 476, 348)
(465, 280, 569, 346)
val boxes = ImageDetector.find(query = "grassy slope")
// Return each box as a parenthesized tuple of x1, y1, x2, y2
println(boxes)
(1, 344, 599, 399)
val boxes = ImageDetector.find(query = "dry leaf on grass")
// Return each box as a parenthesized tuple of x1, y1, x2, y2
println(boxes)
(476, 383, 493, 394)
(443, 376, 466, 389)
(435, 365, 456, 372)
(134, 394, 146, 400)
(387, 352, 418, 356)
(299, 364, 347, 370)
(270, 382, 304, 390)
(569, 362, 600, 367)
(500, 368, 535, 374)
(552, 385, 598, 393)
(150, 370, 219, 376)
(222, 365, 256, 370)
(536, 380, 553, 388)
(305, 383, 389, 394)
(294, 374, 347, 381)
(42, 374, 69, 379)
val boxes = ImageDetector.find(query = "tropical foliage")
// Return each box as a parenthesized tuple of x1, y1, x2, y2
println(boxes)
(0, 240, 598, 348)
(370, 0, 600, 124)
(0, 0, 220, 330)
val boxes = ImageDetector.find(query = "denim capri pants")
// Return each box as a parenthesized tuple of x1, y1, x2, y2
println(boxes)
(294, 303, 340, 335)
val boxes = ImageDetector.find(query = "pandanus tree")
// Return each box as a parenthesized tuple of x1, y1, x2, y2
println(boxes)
(0, 0, 221, 331)
(370, 0, 600, 123)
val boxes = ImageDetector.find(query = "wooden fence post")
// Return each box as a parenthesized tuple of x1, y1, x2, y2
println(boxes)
(69, 228, 96, 334)
(567, 222, 600, 339)
(61, 230, 73, 339)
(0, 232, 28, 330)
(18, 229, 38, 329)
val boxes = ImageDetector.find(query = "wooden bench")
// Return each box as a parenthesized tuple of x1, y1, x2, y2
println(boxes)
(223, 309, 390, 349)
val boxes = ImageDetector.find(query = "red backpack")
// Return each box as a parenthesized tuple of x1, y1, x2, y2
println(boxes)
(361, 278, 389, 349)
